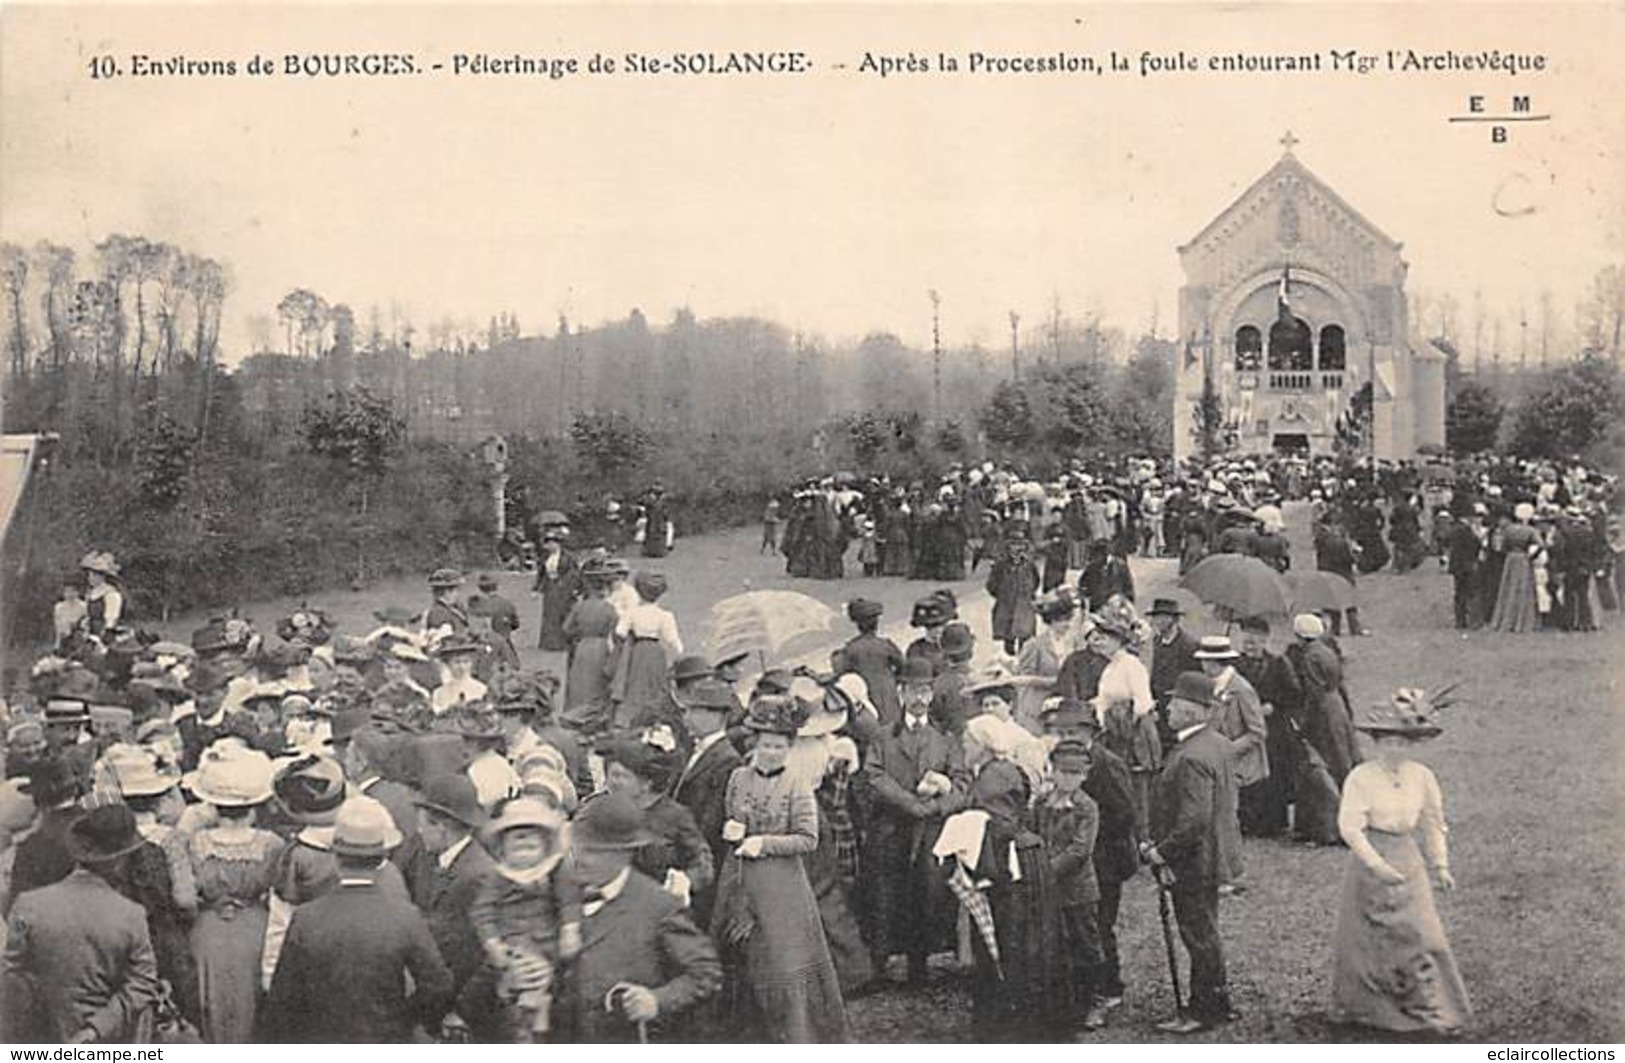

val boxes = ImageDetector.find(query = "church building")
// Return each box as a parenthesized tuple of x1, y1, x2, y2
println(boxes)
(1172, 135, 1445, 462)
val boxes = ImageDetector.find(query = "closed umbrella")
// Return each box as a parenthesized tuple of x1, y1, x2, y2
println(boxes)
(1178, 553, 1292, 621)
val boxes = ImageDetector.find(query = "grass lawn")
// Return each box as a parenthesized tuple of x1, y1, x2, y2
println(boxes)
(141, 509, 1623, 1042)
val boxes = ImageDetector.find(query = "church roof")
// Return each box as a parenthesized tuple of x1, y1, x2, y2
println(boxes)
(1179, 148, 1403, 255)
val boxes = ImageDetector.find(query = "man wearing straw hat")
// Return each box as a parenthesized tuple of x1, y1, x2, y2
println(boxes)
(265, 797, 453, 1042)
(1, 804, 160, 1043)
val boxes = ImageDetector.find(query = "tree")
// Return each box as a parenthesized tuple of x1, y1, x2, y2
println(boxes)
(301, 386, 407, 509)
(277, 288, 329, 357)
(1576, 263, 1624, 361)
(1445, 381, 1503, 455)
(569, 410, 651, 485)
(34, 241, 76, 370)
(980, 381, 1034, 451)
(1, 243, 28, 381)
(1507, 353, 1623, 462)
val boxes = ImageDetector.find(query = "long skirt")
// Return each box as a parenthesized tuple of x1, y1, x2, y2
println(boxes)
(1331, 830, 1471, 1033)
(562, 637, 615, 733)
(611, 639, 668, 730)
(192, 904, 268, 1044)
(1489, 553, 1537, 632)
(968, 840, 1074, 1041)
(714, 854, 850, 1043)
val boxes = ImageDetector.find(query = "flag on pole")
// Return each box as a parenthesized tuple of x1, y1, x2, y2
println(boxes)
(1277, 263, 1292, 315)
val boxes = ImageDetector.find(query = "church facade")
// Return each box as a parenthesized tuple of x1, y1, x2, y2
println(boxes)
(1172, 139, 1445, 463)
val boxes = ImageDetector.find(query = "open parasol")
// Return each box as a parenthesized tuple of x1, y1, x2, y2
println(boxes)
(1289, 570, 1356, 614)
(1177, 553, 1292, 621)
(703, 590, 841, 668)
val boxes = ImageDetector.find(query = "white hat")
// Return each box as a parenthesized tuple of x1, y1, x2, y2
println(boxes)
(1292, 614, 1327, 640)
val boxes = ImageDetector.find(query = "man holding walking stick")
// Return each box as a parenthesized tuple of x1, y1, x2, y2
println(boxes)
(1141, 672, 1239, 1034)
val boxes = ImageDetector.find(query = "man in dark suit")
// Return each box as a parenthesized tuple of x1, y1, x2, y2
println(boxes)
(265, 798, 454, 1042)
(669, 677, 743, 924)
(1147, 598, 1201, 750)
(862, 669, 966, 983)
(559, 794, 721, 1043)
(1232, 617, 1304, 838)
(1143, 672, 1238, 1034)
(408, 773, 498, 1040)
(927, 623, 976, 736)
(1444, 505, 1489, 630)
(2, 805, 160, 1044)
(5, 757, 84, 914)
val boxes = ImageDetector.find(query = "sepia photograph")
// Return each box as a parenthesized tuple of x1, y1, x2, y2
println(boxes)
(0, 0, 1621, 1047)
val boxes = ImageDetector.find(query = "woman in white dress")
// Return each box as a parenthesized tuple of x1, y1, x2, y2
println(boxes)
(1332, 687, 1471, 1035)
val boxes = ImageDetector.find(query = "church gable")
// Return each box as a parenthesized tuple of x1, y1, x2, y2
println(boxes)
(1178, 152, 1403, 293)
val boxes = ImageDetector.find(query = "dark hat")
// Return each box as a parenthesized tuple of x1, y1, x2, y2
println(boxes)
(753, 668, 794, 697)
(1050, 738, 1094, 769)
(1169, 671, 1214, 708)
(452, 705, 505, 741)
(743, 694, 808, 736)
(911, 597, 950, 628)
(846, 598, 884, 623)
(1147, 597, 1185, 617)
(941, 622, 975, 659)
(477, 572, 501, 591)
(434, 635, 482, 659)
(273, 754, 347, 824)
(572, 792, 657, 850)
(1237, 616, 1271, 635)
(1088, 613, 1135, 644)
(633, 571, 669, 601)
(1040, 699, 1099, 734)
(596, 735, 675, 786)
(679, 677, 739, 714)
(899, 657, 937, 686)
(260, 642, 311, 671)
(670, 654, 716, 684)
(67, 804, 145, 864)
(428, 567, 465, 589)
(413, 772, 485, 829)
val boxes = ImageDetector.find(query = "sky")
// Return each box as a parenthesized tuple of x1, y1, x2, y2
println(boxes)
(2, 2, 1621, 362)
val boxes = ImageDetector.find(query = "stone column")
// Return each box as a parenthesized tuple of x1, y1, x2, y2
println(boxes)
(1411, 345, 1446, 451)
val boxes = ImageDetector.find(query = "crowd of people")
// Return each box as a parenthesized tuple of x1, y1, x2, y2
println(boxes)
(0, 444, 1616, 1045)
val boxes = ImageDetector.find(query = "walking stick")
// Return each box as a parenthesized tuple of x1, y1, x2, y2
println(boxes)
(1152, 864, 1185, 1014)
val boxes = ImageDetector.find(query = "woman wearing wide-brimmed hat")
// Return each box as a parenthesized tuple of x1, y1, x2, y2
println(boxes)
(1331, 688, 1471, 1035)
(78, 551, 124, 638)
(181, 742, 283, 1043)
(1286, 613, 1360, 845)
(711, 695, 850, 1042)
(95, 742, 200, 1023)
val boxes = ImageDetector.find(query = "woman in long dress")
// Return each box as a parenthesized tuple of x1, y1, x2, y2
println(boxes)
(1286, 614, 1361, 844)
(712, 695, 850, 1043)
(611, 571, 682, 729)
(532, 532, 578, 651)
(560, 565, 620, 734)
(1332, 688, 1471, 1034)
(182, 744, 284, 1043)
(958, 713, 1072, 1041)
(1489, 503, 1540, 632)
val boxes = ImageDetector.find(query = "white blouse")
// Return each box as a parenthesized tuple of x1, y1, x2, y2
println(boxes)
(1093, 650, 1155, 720)
(1338, 760, 1450, 874)
(618, 602, 683, 660)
